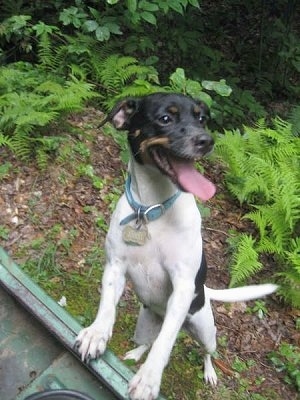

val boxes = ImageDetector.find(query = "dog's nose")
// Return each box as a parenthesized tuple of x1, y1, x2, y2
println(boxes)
(194, 134, 214, 152)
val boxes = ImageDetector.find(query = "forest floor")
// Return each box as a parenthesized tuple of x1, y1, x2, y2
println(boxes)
(0, 109, 299, 400)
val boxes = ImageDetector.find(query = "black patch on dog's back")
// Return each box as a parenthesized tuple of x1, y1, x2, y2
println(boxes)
(189, 252, 207, 314)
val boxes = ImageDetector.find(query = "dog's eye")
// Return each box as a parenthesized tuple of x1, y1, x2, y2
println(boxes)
(198, 115, 207, 124)
(158, 115, 172, 125)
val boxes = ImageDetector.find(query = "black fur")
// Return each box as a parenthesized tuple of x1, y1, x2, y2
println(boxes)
(189, 253, 207, 314)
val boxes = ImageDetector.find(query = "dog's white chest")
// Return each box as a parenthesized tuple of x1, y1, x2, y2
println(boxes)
(105, 194, 202, 314)
(113, 224, 174, 312)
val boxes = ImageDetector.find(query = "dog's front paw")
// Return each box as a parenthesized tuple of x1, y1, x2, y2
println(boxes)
(128, 364, 161, 400)
(75, 324, 112, 362)
(203, 354, 218, 386)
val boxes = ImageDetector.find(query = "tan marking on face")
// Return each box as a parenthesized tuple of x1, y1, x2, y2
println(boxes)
(133, 129, 141, 137)
(193, 105, 201, 114)
(139, 137, 170, 154)
(168, 106, 179, 114)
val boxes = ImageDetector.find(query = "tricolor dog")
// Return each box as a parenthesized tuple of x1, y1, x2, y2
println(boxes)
(75, 93, 277, 400)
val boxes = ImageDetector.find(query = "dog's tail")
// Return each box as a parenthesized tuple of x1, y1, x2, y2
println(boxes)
(205, 283, 278, 302)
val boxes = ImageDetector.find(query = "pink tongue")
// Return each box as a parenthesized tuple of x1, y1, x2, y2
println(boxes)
(172, 161, 216, 201)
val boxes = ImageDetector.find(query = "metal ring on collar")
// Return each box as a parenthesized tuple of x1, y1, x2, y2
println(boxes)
(143, 203, 165, 223)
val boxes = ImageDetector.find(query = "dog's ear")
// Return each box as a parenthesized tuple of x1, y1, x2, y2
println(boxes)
(99, 98, 140, 130)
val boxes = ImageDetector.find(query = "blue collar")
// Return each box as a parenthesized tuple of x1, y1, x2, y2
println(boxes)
(120, 175, 181, 226)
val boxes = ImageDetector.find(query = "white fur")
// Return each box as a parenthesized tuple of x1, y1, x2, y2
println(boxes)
(76, 159, 277, 400)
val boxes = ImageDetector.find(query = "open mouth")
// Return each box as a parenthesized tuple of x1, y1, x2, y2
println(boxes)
(148, 146, 216, 201)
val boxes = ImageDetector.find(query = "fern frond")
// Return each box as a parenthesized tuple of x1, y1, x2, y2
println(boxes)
(0, 132, 12, 146)
(36, 147, 50, 170)
(257, 237, 281, 254)
(16, 110, 58, 127)
(253, 204, 290, 253)
(10, 130, 32, 160)
(277, 268, 300, 308)
(230, 234, 263, 287)
(37, 32, 56, 71)
(36, 78, 97, 112)
(96, 54, 157, 102)
(105, 80, 161, 110)
(244, 210, 268, 241)
(34, 136, 65, 170)
(215, 129, 248, 181)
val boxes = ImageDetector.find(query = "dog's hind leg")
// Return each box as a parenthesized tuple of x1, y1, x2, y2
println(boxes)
(184, 298, 218, 386)
(124, 305, 163, 362)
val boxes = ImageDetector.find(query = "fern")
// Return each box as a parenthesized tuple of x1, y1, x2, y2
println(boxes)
(86, 53, 160, 109)
(0, 132, 13, 148)
(230, 234, 263, 287)
(217, 119, 300, 306)
(37, 31, 57, 71)
(0, 63, 97, 163)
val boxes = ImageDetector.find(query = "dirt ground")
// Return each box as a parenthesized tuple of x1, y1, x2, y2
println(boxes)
(0, 109, 299, 399)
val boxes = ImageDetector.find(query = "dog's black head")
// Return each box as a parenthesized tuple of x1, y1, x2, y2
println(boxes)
(102, 93, 216, 200)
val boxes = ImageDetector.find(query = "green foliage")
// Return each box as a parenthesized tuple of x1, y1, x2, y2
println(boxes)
(268, 343, 300, 391)
(216, 119, 300, 306)
(2, 1, 299, 130)
(93, 54, 161, 109)
(0, 62, 97, 166)
(0, 225, 9, 240)
(168, 68, 232, 107)
(246, 299, 268, 319)
(229, 234, 263, 287)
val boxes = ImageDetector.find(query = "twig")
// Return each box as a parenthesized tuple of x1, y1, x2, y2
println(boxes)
(205, 227, 230, 237)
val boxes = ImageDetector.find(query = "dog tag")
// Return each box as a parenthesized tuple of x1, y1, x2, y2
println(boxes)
(122, 225, 149, 246)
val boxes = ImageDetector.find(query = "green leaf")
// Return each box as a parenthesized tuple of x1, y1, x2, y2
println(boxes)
(170, 68, 186, 90)
(127, 0, 137, 12)
(140, 11, 157, 25)
(8, 15, 32, 31)
(188, 0, 200, 7)
(168, 0, 184, 14)
(83, 20, 99, 32)
(95, 26, 110, 41)
(32, 22, 58, 36)
(202, 79, 232, 97)
(139, 1, 159, 12)
(106, 0, 120, 4)
(195, 91, 213, 107)
(185, 79, 202, 98)
(105, 22, 122, 35)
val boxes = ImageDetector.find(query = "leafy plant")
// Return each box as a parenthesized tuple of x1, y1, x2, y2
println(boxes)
(168, 67, 232, 107)
(0, 162, 12, 180)
(0, 225, 9, 240)
(215, 118, 300, 306)
(0, 62, 97, 167)
(268, 343, 300, 391)
(94, 54, 160, 109)
(246, 300, 268, 319)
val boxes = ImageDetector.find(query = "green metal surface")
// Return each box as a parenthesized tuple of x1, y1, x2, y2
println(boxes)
(0, 247, 165, 400)
(0, 288, 114, 400)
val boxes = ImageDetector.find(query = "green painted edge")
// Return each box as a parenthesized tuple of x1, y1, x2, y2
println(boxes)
(0, 247, 165, 400)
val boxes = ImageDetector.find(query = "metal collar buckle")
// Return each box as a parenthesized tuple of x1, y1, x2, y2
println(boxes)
(137, 203, 166, 225)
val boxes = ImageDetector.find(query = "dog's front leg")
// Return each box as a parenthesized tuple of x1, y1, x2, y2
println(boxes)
(75, 260, 126, 361)
(128, 276, 195, 400)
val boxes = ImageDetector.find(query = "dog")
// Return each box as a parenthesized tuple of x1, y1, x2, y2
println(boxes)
(75, 93, 277, 400)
